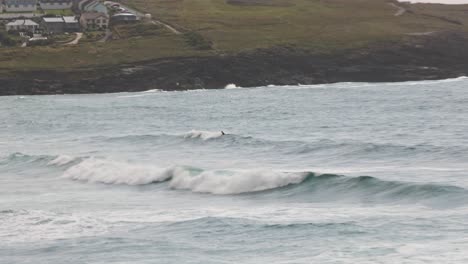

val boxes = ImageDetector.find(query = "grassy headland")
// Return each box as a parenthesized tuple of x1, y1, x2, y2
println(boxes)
(1, 0, 467, 70)
(1, 0, 468, 94)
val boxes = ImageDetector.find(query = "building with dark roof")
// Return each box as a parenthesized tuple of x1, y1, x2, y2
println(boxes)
(41, 16, 79, 33)
(3, 0, 37, 12)
(39, 0, 73, 10)
(111, 12, 138, 23)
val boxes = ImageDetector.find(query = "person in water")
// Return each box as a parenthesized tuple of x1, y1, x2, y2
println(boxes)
(221, 131, 225, 135)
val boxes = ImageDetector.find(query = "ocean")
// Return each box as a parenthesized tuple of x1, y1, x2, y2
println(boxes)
(1, 78, 468, 263)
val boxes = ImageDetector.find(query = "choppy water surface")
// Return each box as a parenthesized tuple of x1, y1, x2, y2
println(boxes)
(1, 78, 468, 263)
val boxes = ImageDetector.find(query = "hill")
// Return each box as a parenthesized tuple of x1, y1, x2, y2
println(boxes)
(1, 0, 468, 94)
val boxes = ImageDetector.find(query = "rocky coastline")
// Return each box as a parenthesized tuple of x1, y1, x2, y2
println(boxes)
(1, 32, 468, 96)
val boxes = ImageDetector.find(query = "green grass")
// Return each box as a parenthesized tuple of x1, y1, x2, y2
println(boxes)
(1, 0, 468, 70)
(42, 9, 75, 16)
(0, 34, 209, 70)
(121, 0, 466, 52)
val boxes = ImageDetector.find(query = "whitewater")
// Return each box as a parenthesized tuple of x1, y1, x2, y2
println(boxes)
(1, 78, 468, 263)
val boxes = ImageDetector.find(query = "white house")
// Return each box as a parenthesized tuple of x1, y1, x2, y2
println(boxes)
(3, 0, 38, 12)
(39, 0, 72, 10)
(79, 12, 108, 30)
(5, 19, 39, 32)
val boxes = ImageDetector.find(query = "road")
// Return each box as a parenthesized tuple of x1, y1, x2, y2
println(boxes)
(151, 20, 182, 35)
(65, 32, 83, 45)
(389, 3, 406, 16)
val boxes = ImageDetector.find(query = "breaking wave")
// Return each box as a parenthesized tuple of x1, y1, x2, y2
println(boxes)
(62, 158, 174, 185)
(61, 158, 306, 193)
(0, 152, 82, 167)
(58, 158, 468, 206)
(3, 152, 467, 205)
(183, 130, 225, 140)
(225, 83, 241, 89)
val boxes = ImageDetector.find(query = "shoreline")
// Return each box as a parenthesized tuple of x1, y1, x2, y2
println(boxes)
(2, 32, 468, 96)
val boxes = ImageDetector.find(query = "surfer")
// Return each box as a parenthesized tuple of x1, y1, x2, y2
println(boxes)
(221, 131, 225, 136)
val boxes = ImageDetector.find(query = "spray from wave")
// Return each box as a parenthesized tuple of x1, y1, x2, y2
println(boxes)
(56, 157, 468, 206)
(60, 158, 307, 194)
(225, 83, 241, 89)
(184, 130, 225, 140)
(62, 158, 174, 185)
(48, 155, 78, 166)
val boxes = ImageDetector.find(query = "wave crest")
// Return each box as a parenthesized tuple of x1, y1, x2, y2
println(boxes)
(62, 158, 173, 185)
(48, 155, 79, 166)
(184, 130, 225, 140)
(170, 169, 308, 194)
(61, 158, 308, 193)
(59, 158, 468, 207)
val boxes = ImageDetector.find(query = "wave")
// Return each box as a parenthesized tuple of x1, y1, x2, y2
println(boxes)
(165, 216, 359, 231)
(264, 76, 468, 90)
(62, 158, 174, 185)
(0, 153, 83, 173)
(96, 131, 466, 160)
(0, 152, 58, 166)
(183, 130, 225, 140)
(289, 174, 468, 206)
(61, 158, 306, 193)
(225, 83, 241, 89)
(3, 152, 467, 205)
(59, 158, 468, 206)
(48, 155, 80, 166)
(101, 130, 227, 143)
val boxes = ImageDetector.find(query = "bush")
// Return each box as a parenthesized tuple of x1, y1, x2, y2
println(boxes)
(132, 23, 161, 36)
(183, 31, 213, 50)
(0, 31, 18, 47)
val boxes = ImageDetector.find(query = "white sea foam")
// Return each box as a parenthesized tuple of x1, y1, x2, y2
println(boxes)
(0, 209, 107, 243)
(143, 89, 161, 93)
(267, 76, 468, 90)
(61, 158, 308, 194)
(225, 83, 241, 89)
(62, 158, 173, 185)
(184, 129, 224, 140)
(48, 155, 76, 166)
(169, 169, 308, 194)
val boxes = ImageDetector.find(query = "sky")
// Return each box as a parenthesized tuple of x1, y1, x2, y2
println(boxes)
(401, 0, 468, 3)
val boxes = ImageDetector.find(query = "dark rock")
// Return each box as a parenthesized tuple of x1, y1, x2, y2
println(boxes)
(1, 31, 468, 96)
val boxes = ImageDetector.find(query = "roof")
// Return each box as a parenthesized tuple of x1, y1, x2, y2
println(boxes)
(6, 19, 39, 26)
(5, 0, 37, 5)
(63, 16, 78, 23)
(40, 0, 72, 3)
(43, 17, 64, 23)
(84, 1, 108, 14)
(112, 13, 137, 17)
(80, 12, 108, 19)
